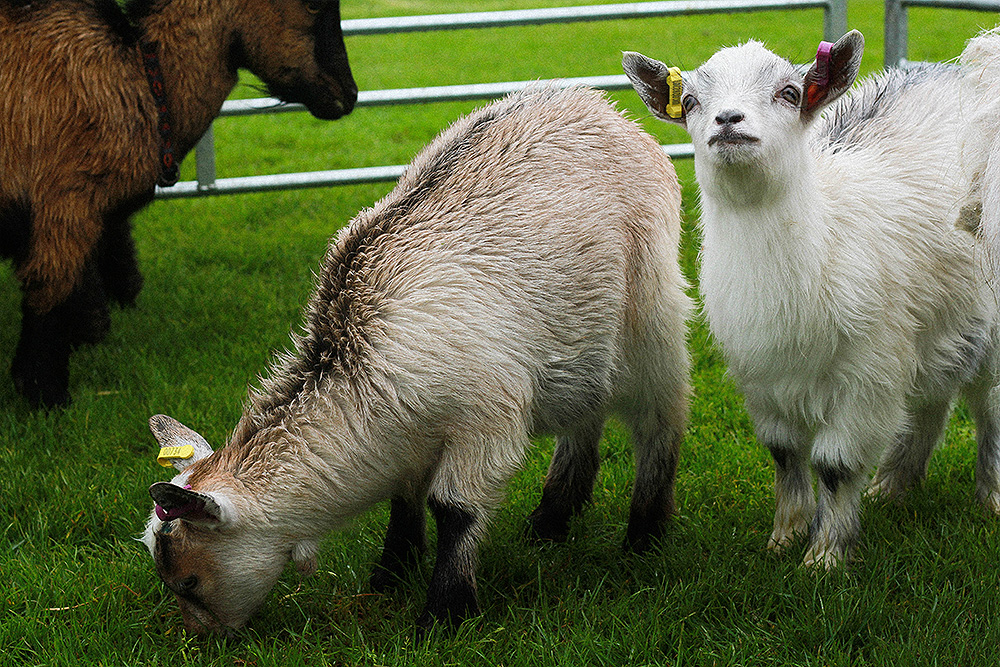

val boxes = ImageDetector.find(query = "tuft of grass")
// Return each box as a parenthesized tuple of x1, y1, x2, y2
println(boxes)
(3, 1, 1000, 665)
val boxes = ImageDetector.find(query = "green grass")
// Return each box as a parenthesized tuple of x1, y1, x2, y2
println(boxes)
(3, 1, 1000, 665)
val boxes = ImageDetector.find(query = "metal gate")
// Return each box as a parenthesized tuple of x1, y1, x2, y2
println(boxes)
(155, 0, 849, 199)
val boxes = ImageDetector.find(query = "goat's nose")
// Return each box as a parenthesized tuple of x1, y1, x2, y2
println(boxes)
(715, 110, 745, 125)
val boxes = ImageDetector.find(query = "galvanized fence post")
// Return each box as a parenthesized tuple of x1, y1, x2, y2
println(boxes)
(194, 125, 217, 192)
(824, 0, 849, 40)
(884, 0, 908, 68)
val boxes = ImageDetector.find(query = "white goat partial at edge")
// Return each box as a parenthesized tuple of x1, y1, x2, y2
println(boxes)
(958, 26, 1000, 278)
(625, 31, 1000, 569)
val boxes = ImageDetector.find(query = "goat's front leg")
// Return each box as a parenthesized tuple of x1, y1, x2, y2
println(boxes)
(802, 425, 873, 568)
(418, 497, 483, 631)
(418, 430, 526, 632)
(371, 495, 428, 592)
(12, 203, 107, 407)
(748, 408, 814, 553)
(13, 260, 109, 408)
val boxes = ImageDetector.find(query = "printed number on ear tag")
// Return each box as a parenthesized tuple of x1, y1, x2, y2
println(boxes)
(157, 444, 195, 467)
(666, 67, 683, 119)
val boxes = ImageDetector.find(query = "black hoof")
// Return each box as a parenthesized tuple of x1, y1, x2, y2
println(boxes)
(525, 504, 572, 543)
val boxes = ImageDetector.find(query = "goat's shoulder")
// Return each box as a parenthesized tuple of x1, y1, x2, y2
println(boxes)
(819, 62, 961, 151)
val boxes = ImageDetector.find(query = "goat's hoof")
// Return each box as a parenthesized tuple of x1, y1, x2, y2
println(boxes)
(525, 506, 571, 543)
(370, 564, 406, 593)
(11, 364, 70, 409)
(801, 546, 848, 570)
(976, 488, 1000, 515)
(415, 587, 479, 637)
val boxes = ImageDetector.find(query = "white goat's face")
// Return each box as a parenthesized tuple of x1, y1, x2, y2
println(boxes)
(624, 32, 865, 171)
(680, 44, 807, 168)
(142, 415, 293, 634)
(142, 488, 290, 634)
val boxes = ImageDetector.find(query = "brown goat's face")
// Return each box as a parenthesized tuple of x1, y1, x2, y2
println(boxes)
(240, 0, 357, 119)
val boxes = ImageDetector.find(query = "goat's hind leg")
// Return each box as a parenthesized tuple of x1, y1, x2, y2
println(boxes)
(869, 399, 951, 500)
(963, 375, 1000, 513)
(623, 405, 684, 553)
(527, 418, 602, 542)
(371, 495, 428, 592)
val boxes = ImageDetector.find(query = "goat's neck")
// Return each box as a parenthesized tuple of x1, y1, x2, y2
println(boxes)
(228, 391, 393, 539)
(138, 0, 241, 158)
(697, 149, 831, 318)
(698, 147, 829, 264)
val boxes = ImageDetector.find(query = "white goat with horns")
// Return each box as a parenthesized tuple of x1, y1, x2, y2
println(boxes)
(624, 30, 1000, 568)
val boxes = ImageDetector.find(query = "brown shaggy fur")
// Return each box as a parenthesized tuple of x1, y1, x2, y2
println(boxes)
(0, 0, 356, 406)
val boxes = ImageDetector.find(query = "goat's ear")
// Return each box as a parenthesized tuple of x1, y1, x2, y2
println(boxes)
(150, 414, 215, 471)
(801, 30, 864, 119)
(149, 482, 236, 527)
(623, 51, 686, 126)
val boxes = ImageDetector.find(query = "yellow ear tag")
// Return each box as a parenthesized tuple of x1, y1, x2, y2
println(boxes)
(157, 444, 195, 467)
(665, 66, 683, 119)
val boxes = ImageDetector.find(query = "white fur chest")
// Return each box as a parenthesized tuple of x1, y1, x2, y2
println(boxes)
(698, 200, 843, 410)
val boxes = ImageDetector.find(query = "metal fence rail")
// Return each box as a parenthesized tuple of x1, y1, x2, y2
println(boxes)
(156, 0, 848, 199)
(885, 0, 1000, 68)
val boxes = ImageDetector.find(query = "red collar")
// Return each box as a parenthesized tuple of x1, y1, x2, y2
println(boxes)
(140, 40, 180, 188)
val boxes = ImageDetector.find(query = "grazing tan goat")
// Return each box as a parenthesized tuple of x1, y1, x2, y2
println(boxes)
(142, 86, 692, 634)
(0, 0, 356, 407)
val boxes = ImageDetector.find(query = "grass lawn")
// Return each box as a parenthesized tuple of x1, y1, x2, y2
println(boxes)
(3, 1, 1000, 665)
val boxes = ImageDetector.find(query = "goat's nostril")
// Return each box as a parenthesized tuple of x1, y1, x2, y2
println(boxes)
(715, 110, 745, 125)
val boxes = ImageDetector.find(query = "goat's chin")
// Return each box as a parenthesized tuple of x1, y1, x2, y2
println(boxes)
(706, 141, 763, 167)
(707, 143, 761, 169)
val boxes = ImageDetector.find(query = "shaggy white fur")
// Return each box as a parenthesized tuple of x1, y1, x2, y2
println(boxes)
(626, 31, 1000, 568)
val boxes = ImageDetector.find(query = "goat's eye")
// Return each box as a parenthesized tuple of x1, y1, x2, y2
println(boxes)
(778, 85, 801, 106)
(304, 0, 323, 13)
(177, 575, 199, 595)
(681, 94, 699, 113)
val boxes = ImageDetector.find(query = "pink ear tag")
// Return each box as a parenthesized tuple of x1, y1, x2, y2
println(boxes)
(815, 41, 833, 87)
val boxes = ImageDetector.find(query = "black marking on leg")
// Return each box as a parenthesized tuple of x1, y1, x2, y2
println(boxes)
(769, 445, 793, 471)
(815, 461, 851, 496)
(624, 442, 678, 553)
(526, 475, 593, 543)
(12, 298, 73, 408)
(418, 499, 480, 631)
(371, 497, 427, 592)
(99, 198, 149, 307)
(526, 430, 601, 542)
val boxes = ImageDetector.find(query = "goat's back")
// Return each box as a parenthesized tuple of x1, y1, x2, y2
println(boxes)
(253, 86, 687, 436)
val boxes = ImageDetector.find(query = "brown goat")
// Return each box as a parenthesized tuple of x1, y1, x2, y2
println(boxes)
(0, 0, 356, 407)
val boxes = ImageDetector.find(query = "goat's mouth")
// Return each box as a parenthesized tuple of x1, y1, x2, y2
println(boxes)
(708, 130, 759, 147)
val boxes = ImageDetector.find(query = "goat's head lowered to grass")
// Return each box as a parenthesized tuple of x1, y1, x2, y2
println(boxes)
(141, 415, 310, 634)
(623, 31, 863, 178)
(240, 0, 358, 119)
